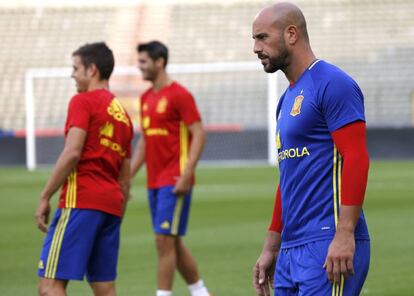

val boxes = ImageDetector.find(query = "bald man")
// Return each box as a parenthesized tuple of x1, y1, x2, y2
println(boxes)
(252, 2, 370, 296)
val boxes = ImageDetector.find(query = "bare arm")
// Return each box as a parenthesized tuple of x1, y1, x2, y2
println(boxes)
(173, 121, 206, 195)
(118, 158, 131, 217)
(35, 127, 86, 232)
(131, 135, 145, 177)
(253, 184, 283, 295)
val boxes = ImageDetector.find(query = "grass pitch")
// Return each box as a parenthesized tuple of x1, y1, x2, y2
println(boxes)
(0, 161, 413, 295)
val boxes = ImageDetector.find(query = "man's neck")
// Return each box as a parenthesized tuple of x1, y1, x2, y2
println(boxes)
(284, 47, 316, 85)
(152, 71, 172, 92)
(87, 80, 109, 92)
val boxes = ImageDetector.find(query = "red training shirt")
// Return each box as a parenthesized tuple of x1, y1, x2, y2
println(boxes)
(58, 89, 133, 217)
(140, 82, 201, 189)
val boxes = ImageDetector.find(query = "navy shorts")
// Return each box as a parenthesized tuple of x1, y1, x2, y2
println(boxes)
(274, 239, 370, 296)
(38, 208, 121, 282)
(147, 185, 192, 236)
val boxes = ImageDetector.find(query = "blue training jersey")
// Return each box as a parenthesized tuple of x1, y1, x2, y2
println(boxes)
(276, 60, 370, 249)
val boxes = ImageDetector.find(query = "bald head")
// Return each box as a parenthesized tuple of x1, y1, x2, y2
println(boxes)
(254, 2, 309, 42)
(252, 2, 316, 79)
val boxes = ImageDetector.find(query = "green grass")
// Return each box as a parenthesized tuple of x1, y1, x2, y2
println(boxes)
(0, 161, 413, 295)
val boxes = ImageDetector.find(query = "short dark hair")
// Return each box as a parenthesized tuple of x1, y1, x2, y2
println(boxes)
(72, 42, 114, 80)
(137, 41, 169, 67)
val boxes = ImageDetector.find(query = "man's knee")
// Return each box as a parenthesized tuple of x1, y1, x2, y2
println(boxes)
(38, 278, 66, 296)
(90, 281, 116, 296)
(155, 234, 176, 256)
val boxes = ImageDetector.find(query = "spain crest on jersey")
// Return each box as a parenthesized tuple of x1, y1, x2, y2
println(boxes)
(156, 97, 168, 113)
(290, 95, 304, 116)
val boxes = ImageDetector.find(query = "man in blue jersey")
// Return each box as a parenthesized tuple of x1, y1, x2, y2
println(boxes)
(252, 2, 370, 296)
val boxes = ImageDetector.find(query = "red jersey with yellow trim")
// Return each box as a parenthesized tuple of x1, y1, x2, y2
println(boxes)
(58, 89, 133, 217)
(140, 82, 201, 189)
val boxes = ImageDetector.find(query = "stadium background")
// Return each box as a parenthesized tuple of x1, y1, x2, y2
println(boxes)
(0, 0, 413, 295)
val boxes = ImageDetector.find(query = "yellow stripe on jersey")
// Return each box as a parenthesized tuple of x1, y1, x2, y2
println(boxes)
(65, 173, 72, 208)
(44, 209, 71, 278)
(171, 197, 184, 235)
(338, 153, 342, 205)
(332, 148, 345, 296)
(65, 171, 77, 208)
(179, 122, 189, 174)
(333, 146, 339, 227)
(71, 170, 77, 208)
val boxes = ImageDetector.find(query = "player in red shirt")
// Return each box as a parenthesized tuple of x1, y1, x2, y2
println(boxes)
(35, 42, 133, 296)
(131, 41, 210, 296)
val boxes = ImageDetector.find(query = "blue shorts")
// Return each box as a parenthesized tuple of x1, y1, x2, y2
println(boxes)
(147, 185, 192, 236)
(38, 208, 121, 282)
(274, 239, 370, 296)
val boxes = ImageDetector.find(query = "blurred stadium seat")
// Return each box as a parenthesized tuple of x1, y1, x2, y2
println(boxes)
(0, 0, 413, 133)
(0, 0, 413, 172)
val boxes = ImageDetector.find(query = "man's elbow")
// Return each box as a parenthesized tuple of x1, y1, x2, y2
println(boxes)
(195, 125, 207, 144)
(64, 148, 82, 163)
(199, 128, 207, 144)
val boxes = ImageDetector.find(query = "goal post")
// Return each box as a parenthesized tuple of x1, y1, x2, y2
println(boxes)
(24, 62, 279, 170)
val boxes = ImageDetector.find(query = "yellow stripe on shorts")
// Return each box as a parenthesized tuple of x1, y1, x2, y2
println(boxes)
(332, 274, 345, 296)
(44, 209, 71, 278)
(171, 197, 184, 235)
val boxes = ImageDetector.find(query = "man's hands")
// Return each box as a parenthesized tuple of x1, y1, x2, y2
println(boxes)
(35, 198, 51, 233)
(324, 230, 355, 284)
(172, 174, 192, 196)
(253, 250, 277, 295)
(253, 231, 281, 295)
(324, 205, 361, 284)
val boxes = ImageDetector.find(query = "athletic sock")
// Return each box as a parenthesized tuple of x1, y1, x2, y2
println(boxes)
(188, 280, 210, 296)
(156, 290, 172, 296)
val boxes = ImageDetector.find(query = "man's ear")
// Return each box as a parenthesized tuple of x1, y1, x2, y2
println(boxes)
(87, 63, 99, 79)
(285, 25, 299, 45)
(155, 57, 166, 69)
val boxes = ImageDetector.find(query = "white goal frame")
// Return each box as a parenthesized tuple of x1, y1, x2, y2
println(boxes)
(25, 62, 278, 170)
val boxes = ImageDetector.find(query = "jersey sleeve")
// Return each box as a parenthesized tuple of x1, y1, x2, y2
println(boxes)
(174, 88, 201, 125)
(268, 184, 283, 233)
(331, 121, 369, 206)
(320, 74, 365, 132)
(66, 94, 91, 132)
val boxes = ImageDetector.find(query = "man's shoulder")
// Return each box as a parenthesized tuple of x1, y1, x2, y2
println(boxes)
(140, 87, 152, 101)
(71, 89, 112, 103)
(169, 81, 192, 97)
(309, 60, 356, 86)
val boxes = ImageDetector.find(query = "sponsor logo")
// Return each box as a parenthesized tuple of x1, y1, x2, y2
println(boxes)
(38, 260, 44, 269)
(145, 128, 169, 136)
(142, 116, 151, 129)
(278, 146, 310, 162)
(100, 138, 126, 157)
(276, 132, 281, 150)
(99, 122, 114, 138)
(161, 221, 170, 229)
